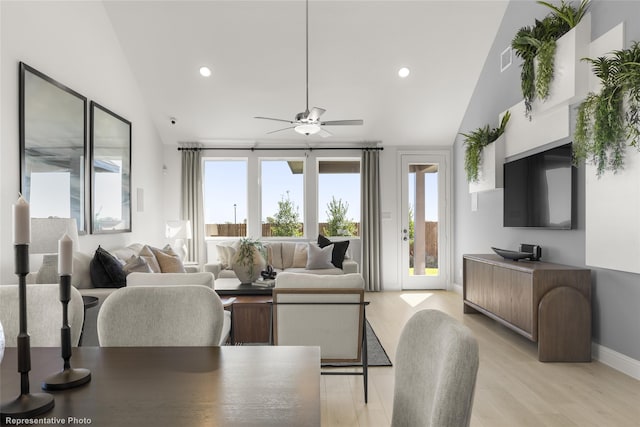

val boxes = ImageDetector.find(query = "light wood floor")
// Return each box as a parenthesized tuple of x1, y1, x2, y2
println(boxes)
(321, 290, 640, 426)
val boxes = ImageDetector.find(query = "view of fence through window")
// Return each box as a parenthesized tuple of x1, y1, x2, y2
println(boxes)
(408, 166, 439, 276)
(203, 158, 361, 238)
(261, 159, 305, 237)
(318, 159, 360, 236)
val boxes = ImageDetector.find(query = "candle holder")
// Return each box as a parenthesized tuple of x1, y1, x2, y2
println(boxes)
(42, 275, 91, 390)
(0, 244, 55, 419)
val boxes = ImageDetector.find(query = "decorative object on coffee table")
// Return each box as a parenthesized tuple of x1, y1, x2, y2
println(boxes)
(42, 234, 91, 391)
(232, 238, 266, 284)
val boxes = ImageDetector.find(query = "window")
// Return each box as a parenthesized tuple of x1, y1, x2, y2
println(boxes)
(317, 159, 361, 236)
(261, 159, 304, 237)
(203, 159, 247, 237)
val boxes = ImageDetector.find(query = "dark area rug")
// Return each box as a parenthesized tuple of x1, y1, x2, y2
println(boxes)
(323, 320, 392, 367)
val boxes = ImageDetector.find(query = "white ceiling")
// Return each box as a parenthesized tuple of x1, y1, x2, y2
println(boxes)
(103, 0, 508, 147)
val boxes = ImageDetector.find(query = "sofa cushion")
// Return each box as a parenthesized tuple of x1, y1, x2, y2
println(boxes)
(123, 255, 153, 275)
(72, 251, 93, 289)
(286, 268, 344, 275)
(139, 245, 161, 273)
(90, 246, 126, 288)
(318, 235, 350, 269)
(216, 240, 240, 269)
(267, 243, 284, 270)
(151, 246, 187, 273)
(306, 243, 334, 270)
(275, 272, 364, 289)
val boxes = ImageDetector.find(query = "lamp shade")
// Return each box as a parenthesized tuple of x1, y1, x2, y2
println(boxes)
(31, 218, 80, 254)
(165, 220, 192, 240)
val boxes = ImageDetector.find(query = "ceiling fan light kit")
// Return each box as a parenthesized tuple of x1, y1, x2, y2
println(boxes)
(254, 0, 363, 138)
(295, 123, 321, 136)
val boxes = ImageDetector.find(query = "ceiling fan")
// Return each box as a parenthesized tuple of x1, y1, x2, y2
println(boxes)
(254, 0, 363, 138)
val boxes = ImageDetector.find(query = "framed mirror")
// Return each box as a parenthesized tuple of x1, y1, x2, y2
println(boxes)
(19, 62, 87, 233)
(90, 101, 131, 234)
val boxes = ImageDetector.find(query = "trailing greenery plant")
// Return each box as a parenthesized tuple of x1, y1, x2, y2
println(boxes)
(460, 111, 511, 183)
(574, 41, 640, 176)
(512, 0, 590, 117)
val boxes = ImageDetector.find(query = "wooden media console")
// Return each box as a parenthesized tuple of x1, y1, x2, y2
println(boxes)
(463, 254, 591, 362)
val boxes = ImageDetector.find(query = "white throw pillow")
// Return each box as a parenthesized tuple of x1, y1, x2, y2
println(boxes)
(306, 243, 334, 270)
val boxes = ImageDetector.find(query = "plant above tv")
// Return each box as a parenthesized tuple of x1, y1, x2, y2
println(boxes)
(574, 41, 640, 177)
(460, 111, 510, 183)
(511, 0, 590, 118)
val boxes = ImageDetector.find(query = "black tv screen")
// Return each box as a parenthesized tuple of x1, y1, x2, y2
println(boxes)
(503, 143, 574, 229)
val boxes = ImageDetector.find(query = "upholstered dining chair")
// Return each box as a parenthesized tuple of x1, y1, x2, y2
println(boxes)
(97, 285, 225, 347)
(125, 272, 230, 345)
(392, 309, 479, 427)
(272, 272, 368, 402)
(0, 283, 84, 347)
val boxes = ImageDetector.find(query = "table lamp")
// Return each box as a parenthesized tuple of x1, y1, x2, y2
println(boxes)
(165, 220, 192, 261)
(31, 218, 80, 284)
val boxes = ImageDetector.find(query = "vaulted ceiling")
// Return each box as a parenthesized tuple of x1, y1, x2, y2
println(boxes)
(103, 0, 508, 147)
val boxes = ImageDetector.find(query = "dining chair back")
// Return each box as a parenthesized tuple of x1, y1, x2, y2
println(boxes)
(0, 283, 84, 347)
(273, 272, 368, 401)
(97, 285, 224, 346)
(392, 309, 479, 427)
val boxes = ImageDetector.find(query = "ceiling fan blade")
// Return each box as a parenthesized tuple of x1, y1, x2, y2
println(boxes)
(321, 119, 364, 126)
(307, 107, 326, 121)
(254, 116, 294, 124)
(317, 128, 333, 138)
(266, 126, 296, 135)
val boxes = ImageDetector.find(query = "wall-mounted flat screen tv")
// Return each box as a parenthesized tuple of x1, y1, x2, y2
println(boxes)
(503, 142, 575, 229)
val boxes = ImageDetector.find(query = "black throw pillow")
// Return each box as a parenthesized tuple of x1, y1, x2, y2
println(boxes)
(90, 246, 126, 288)
(317, 234, 350, 269)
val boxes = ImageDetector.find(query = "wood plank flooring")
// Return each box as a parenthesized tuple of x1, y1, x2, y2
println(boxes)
(320, 290, 640, 426)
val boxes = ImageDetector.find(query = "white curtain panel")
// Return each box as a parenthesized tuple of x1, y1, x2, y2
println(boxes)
(181, 147, 205, 265)
(361, 149, 381, 291)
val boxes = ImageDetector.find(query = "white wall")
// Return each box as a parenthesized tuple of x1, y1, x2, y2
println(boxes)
(1, 1, 165, 284)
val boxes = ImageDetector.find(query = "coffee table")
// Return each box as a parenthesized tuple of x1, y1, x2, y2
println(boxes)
(215, 278, 273, 344)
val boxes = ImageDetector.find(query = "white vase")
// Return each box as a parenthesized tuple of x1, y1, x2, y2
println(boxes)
(232, 246, 266, 284)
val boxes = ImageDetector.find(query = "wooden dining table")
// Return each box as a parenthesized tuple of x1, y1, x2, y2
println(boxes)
(1, 346, 321, 426)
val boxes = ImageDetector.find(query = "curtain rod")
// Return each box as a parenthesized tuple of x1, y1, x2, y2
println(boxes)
(177, 146, 383, 152)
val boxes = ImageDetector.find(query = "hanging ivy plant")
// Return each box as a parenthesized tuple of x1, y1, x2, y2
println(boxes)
(574, 41, 640, 176)
(461, 111, 511, 183)
(512, 0, 590, 118)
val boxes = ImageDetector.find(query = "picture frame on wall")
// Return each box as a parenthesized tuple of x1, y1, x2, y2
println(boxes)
(90, 101, 132, 234)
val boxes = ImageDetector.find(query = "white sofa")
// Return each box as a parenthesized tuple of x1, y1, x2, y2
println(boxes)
(204, 240, 359, 279)
(27, 243, 200, 346)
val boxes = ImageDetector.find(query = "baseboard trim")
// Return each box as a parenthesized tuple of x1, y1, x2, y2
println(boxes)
(592, 343, 640, 381)
(451, 282, 463, 294)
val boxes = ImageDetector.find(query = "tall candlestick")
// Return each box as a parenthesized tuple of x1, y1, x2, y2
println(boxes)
(58, 234, 73, 276)
(12, 196, 30, 244)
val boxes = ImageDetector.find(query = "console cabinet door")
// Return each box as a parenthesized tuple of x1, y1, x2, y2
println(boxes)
(508, 270, 533, 334)
(465, 260, 493, 307)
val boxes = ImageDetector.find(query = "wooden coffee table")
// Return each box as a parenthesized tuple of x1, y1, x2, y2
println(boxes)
(215, 278, 273, 344)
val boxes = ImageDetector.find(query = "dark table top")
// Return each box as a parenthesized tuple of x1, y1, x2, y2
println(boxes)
(1, 346, 320, 426)
(215, 278, 274, 296)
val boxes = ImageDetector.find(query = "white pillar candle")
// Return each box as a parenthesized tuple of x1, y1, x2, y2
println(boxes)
(58, 233, 73, 276)
(12, 195, 30, 244)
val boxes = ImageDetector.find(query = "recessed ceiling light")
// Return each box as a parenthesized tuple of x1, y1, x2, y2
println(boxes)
(398, 67, 410, 78)
(199, 66, 212, 77)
